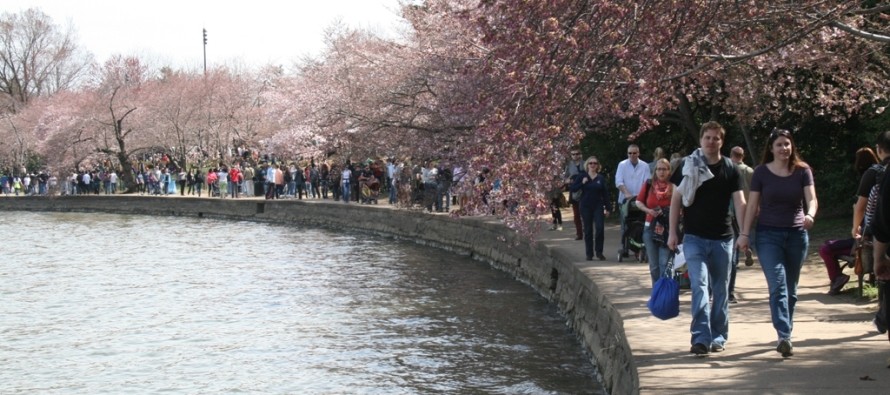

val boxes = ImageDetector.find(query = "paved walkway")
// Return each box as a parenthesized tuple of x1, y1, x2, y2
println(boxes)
(537, 217, 889, 394)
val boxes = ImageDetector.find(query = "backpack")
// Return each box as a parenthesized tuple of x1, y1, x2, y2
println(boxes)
(863, 163, 886, 238)
(569, 164, 584, 202)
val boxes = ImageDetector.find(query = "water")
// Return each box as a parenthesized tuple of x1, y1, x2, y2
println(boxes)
(0, 211, 602, 394)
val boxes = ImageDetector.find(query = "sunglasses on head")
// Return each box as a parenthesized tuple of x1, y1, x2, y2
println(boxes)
(770, 128, 792, 139)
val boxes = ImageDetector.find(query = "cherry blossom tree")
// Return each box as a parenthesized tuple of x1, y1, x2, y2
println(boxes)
(428, 0, 890, 233)
(75, 55, 157, 190)
(142, 68, 208, 169)
(22, 91, 95, 174)
(0, 8, 92, 113)
(3, 1, 887, 236)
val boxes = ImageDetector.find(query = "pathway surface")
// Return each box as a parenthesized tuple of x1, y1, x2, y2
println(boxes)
(537, 218, 890, 394)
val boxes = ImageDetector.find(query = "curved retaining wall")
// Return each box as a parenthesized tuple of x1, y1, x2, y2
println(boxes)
(0, 196, 638, 394)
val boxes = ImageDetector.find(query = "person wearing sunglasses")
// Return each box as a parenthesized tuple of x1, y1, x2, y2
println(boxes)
(569, 156, 611, 261)
(616, 144, 651, 256)
(737, 128, 817, 358)
(635, 158, 674, 285)
(564, 146, 586, 240)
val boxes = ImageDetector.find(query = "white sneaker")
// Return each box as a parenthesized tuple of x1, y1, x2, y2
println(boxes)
(557, 225, 563, 231)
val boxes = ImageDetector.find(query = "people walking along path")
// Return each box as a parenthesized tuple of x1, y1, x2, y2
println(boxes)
(537, 219, 889, 394)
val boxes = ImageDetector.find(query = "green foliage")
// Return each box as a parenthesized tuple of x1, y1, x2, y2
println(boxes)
(860, 282, 878, 300)
(577, 109, 890, 216)
(24, 151, 45, 174)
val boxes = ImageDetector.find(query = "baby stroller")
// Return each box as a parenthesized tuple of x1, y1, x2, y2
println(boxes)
(360, 176, 380, 204)
(618, 197, 647, 262)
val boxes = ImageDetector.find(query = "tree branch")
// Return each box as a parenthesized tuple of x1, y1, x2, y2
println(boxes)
(828, 20, 890, 43)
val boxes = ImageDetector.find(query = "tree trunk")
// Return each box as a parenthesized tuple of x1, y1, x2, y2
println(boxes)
(116, 151, 137, 193)
(675, 94, 700, 143)
(110, 104, 138, 192)
(738, 124, 758, 166)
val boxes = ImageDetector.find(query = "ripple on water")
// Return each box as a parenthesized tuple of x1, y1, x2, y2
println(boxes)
(0, 211, 602, 394)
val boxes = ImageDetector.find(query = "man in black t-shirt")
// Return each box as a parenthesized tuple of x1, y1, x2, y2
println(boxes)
(872, 143, 890, 336)
(667, 121, 746, 356)
(853, 131, 890, 241)
(877, 173, 890, 280)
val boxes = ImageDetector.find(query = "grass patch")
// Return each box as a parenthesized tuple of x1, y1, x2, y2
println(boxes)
(808, 215, 851, 245)
(861, 282, 879, 299)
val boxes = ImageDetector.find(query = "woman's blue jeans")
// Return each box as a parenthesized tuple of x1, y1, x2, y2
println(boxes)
(754, 227, 808, 341)
(644, 223, 671, 285)
(580, 205, 604, 259)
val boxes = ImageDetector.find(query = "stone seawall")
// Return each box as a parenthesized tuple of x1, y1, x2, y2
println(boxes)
(0, 196, 638, 394)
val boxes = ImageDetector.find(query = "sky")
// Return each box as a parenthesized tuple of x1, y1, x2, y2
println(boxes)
(2, 0, 408, 70)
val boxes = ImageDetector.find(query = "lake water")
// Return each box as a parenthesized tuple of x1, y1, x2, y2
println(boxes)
(0, 211, 602, 394)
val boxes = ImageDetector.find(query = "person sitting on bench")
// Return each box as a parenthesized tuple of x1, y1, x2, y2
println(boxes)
(819, 238, 854, 295)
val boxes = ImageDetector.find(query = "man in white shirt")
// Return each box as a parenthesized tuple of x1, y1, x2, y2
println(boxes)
(615, 144, 650, 255)
(109, 171, 118, 194)
(386, 158, 398, 204)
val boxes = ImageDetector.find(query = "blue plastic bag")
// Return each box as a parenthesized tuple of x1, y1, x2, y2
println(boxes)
(648, 253, 680, 320)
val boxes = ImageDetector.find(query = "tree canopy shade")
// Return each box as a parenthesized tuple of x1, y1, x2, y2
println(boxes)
(0, 1, 888, 233)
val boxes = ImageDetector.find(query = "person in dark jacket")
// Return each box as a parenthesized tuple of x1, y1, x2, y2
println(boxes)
(569, 156, 611, 261)
(871, 132, 890, 337)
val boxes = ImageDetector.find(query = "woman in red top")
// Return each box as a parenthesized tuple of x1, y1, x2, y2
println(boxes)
(636, 158, 674, 285)
(228, 166, 242, 198)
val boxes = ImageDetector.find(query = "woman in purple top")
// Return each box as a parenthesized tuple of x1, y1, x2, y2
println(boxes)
(737, 128, 818, 358)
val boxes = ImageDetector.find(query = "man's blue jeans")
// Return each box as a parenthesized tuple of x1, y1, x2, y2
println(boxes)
(683, 233, 733, 348)
(437, 185, 450, 211)
(389, 180, 397, 204)
(643, 223, 671, 285)
(754, 227, 808, 341)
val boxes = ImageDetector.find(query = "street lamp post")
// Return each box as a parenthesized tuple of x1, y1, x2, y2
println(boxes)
(202, 28, 207, 75)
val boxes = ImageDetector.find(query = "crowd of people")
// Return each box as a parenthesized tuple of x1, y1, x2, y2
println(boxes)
(0, 171, 54, 196)
(561, 124, 890, 358)
(0, 154, 475, 215)
(5, 125, 890, 358)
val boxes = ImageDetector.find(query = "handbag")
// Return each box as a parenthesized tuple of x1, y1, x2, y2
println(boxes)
(569, 164, 583, 202)
(648, 252, 680, 320)
(651, 209, 670, 246)
(571, 189, 582, 202)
